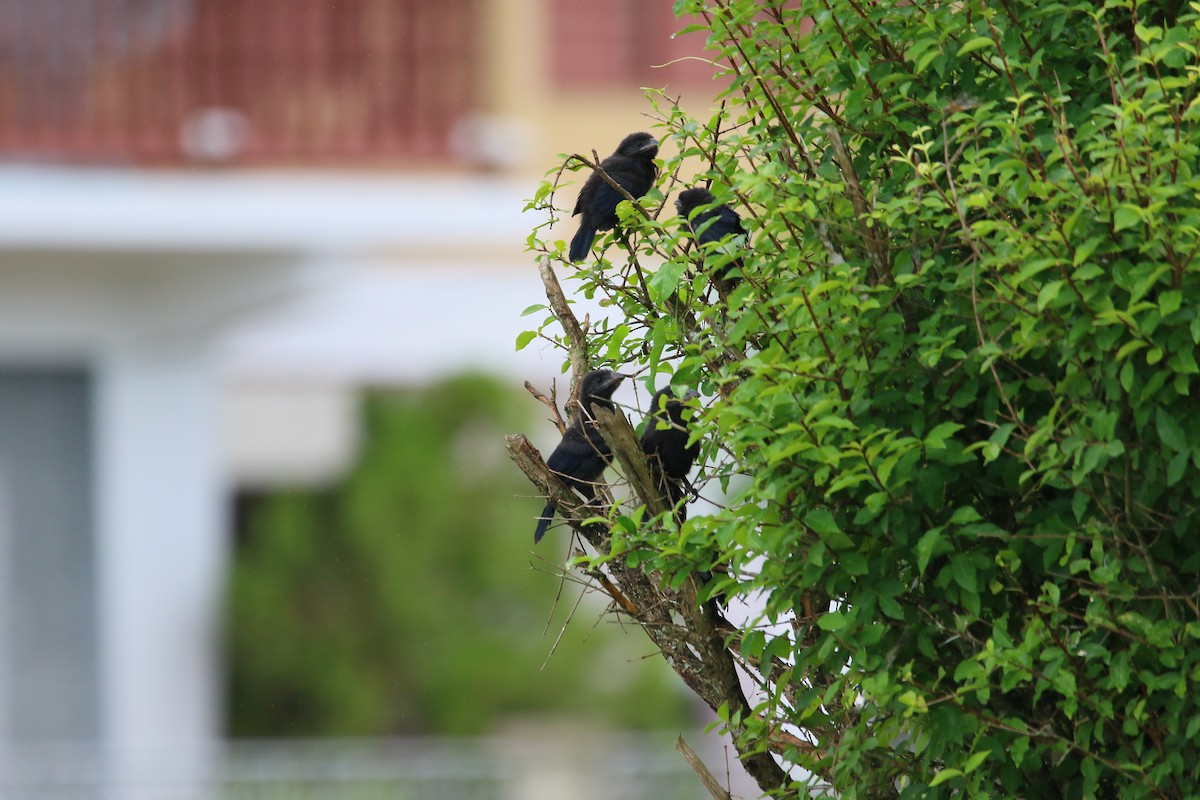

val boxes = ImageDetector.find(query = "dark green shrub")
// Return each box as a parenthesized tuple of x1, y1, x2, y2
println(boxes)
(517, 1, 1200, 795)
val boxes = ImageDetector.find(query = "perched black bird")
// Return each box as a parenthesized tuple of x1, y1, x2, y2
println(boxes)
(569, 132, 660, 262)
(640, 387, 701, 512)
(640, 387, 723, 606)
(675, 187, 747, 289)
(534, 369, 626, 542)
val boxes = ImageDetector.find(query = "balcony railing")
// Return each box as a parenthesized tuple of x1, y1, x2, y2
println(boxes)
(0, 733, 750, 800)
(0, 0, 476, 165)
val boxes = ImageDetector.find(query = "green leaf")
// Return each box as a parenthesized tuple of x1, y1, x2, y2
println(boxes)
(1186, 714, 1200, 741)
(949, 506, 982, 525)
(930, 768, 964, 786)
(1073, 236, 1103, 266)
(956, 36, 995, 56)
(1156, 408, 1189, 453)
(1167, 451, 1189, 486)
(1037, 280, 1064, 311)
(950, 555, 977, 592)
(817, 611, 848, 631)
(647, 316, 669, 375)
(963, 749, 991, 774)
(1134, 22, 1162, 42)
(741, 629, 766, 659)
(647, 261, 688, 304)
(1113, 204, 1142, 231)
(1160, 290, 1183, 316)
(1010, 736, 1029, 766)
(840, 550, 869, 575)
(1115, 339, 1148, 361)
(804, 509, 854, 549)
(916, 528, 952, 574)
(925, 421, 964, 446)
(515, 330, 537, 351)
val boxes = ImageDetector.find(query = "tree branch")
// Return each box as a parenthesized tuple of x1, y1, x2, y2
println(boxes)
(504, 433, 597, 526)
(594, 407, 669, 519)
(506, 421, 790, 792)
(537, 255, 590, 404)
(591, 409, 791, 793)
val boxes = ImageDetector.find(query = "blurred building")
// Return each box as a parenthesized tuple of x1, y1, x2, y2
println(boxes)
(0, 1, 719, 797)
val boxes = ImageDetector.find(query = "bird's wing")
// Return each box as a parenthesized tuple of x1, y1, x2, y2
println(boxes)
(546, 426, 606, 478)
(719, 206, 746, 237)
(589, 179, 627, 222)
(719, 205, 744, 231)
(573, 171, 599, 216)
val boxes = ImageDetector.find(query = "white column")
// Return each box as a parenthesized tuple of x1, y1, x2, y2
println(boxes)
(93, 343, 226, 800)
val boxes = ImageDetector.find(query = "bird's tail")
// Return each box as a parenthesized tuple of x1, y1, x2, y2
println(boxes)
(533, 502, 556, 543)
(569, 224, 596, 262)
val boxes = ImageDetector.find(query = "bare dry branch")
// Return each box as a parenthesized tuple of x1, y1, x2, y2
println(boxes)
(588, 567, 640, 616)
(507, 434, 575, 506)
(676, 735, 732, 800)
(768, 727, 826, 760)
(593, 407, 670, 519)
(536, 256, 589, 403)
(524, 379, 565, 435)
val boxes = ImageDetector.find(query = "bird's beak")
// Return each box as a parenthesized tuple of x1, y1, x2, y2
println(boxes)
(683, 389, 701, 402)
(601, 372, 627, 393)
(638, 140, 661, 155)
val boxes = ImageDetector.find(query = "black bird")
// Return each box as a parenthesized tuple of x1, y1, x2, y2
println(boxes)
(640, 387, 723, 606)
(640, 387, 701, 512)
(569, 132, 660, 262)
(534, 369, 626, 542)
(675, 187, 747, 289)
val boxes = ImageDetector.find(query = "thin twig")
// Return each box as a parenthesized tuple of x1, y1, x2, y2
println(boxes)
(524, 379, 565, 434)
(540, 583, 589, 672)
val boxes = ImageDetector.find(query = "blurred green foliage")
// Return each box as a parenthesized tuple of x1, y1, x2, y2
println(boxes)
(226, 373, 692, 737)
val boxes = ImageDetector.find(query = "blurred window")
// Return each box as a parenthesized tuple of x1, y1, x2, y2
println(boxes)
(0, 371, 98, 743)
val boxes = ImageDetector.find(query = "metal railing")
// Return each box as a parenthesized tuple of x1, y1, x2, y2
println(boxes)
(0, 732, 731, 800)
(0, 0, 476, 165)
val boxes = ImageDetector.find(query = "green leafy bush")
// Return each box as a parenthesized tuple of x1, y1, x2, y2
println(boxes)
(517, 0, 1200, 796)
